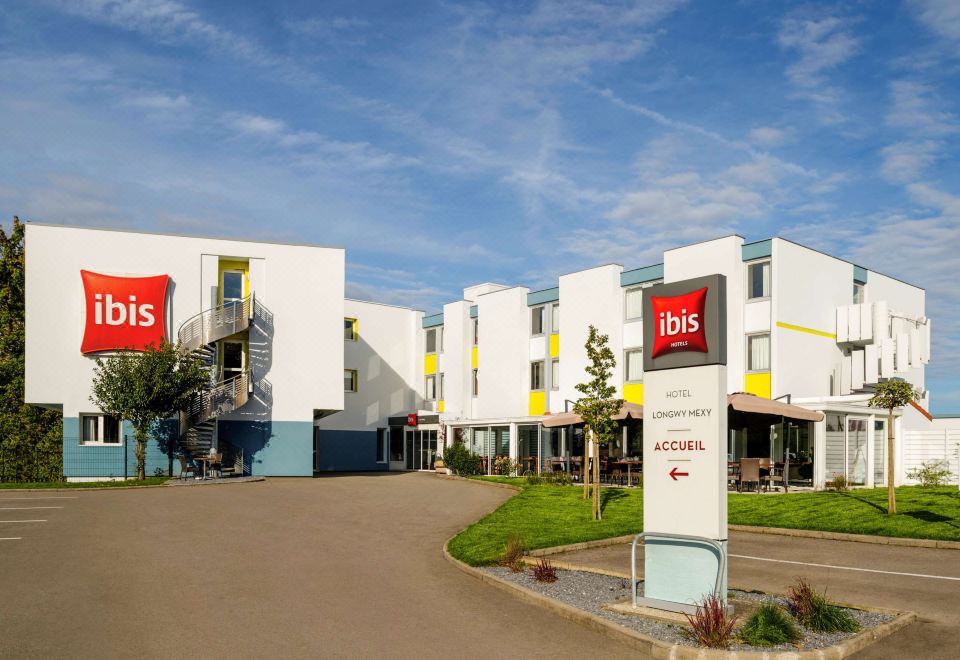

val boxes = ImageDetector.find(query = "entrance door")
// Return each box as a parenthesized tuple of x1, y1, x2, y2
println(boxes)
(221, 340, 245, 382)
(402, 428, 438, 470)
(389, 426, 404, 471)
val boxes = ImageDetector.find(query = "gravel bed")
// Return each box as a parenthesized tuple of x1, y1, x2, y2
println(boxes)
(484, 567, 893, 653)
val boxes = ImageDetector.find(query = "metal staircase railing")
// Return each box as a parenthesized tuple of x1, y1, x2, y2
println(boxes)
(178, 294, 253, 353)
(180, 369, 252, 430)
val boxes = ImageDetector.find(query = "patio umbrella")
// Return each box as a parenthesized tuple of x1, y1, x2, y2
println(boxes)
(541, 401, 644, 428)
(727, 393, 824, 422)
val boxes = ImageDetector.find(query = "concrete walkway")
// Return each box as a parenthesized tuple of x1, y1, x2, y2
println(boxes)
(550, 529, 960, 659)
(0, 473, 637, 659)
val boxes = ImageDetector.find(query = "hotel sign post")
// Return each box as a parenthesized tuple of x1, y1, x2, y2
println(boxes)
(636, 274, 728, 613)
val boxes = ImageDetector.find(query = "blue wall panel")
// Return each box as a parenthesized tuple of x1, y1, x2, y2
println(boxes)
(315, 429, 387, 472)
(219, 420, 313, 477)
(62, 417, 178, 478)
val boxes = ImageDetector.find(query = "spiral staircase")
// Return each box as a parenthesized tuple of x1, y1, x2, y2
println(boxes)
(177, 295, 254, 475)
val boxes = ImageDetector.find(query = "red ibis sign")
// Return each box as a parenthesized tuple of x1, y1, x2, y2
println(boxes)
(650, 287, 708, 358)
(80, 270, 169, 354)
(406, 413, 418, 427)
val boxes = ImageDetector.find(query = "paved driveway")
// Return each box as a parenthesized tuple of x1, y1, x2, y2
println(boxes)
(0, 474, 637, 659)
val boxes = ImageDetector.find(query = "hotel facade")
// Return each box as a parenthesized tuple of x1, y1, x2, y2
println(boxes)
(24, 224, 958, 487)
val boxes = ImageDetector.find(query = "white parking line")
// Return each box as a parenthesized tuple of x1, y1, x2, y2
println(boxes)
(0, 496, 77, 500)
(0, 520, 46, 523)
(0, 506, 63, 510)
(0, 537, 21, 541)
(731, 553, 960, 582)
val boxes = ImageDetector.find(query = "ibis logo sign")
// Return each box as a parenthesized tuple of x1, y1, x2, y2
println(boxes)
(80, 270, 169, 354)
(643, 274, 726, 372)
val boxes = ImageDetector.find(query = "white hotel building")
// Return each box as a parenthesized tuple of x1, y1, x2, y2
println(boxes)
(24, 225, 958, 487)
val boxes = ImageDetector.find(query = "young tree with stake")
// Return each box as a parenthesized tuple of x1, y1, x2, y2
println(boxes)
(90, 342, 208, 480)
(573, 325, 624, 521)
(868, 378, 919, 515)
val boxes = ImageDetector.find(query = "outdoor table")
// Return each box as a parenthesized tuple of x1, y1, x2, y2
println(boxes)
(615, 459, 641, 487)
(194, 456, 212, 480)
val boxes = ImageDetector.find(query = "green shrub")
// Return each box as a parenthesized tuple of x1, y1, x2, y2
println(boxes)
(826, 472, 849, 492)
(526, 473, 544, 485)
(738, 604, 801, 647)
(787, 578, 859, 633)
(541, 469, 572, 486)
(494, 456, 519, 476)
(907, 460, 953, 487)
(442, 443, 483, 476)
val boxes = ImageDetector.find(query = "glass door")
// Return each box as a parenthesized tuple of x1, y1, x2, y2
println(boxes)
(873, 419, 886, 486)
(846, 417, 868, 486)
(221, 340, 245, 382)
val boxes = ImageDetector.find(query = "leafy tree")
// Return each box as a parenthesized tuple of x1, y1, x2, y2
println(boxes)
(573, 325, 624, 521)
(0, 217, 62, 481)
(90, 342, 208, 479)
(868, 379, 919, 515)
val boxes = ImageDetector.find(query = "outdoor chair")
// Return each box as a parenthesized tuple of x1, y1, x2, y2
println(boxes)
(727, 462, 740, 491)
(739, 458, 761, 492)
(610, 467, 623, 486)
(177, 455, 196, 480)
(762, 462, 786, 492)
(210, 453, 223, 479)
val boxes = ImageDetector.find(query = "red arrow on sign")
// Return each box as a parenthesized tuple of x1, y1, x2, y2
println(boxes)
(669, 467, 689, 481)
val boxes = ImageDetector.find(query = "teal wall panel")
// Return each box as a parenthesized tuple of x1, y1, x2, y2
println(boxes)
(219, 419, 313, 476)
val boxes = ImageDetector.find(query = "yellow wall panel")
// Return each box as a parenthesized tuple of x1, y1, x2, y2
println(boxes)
(424, 353, 437, 375)
(529, 391, 546, 416)
(471, 346, 478, 370)
(549, 333, 560, 358)
(438, 400, 445, 413)
(744, 372, 772, 399)
(623, 382, 644, 405)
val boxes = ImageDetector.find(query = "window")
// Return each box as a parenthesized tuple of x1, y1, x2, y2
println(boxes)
(376, 428, 387, 463)
(625, 287, 643, 320)
(531, 306, 544, 335)
(530, 360, 544, 390)
(438, 327, 444, 352)
(425, 375, 437, 401)
(472, 368, 479, 396)
(222, 270, 244, 302)
(551, 359, 559, 390)
(425, 328, 437, 353)
(747, 260, 771, 299)
(80, 414, 121, 445)
(747, 333, 771, 372)
(551, 303, 560, 332)
(625, 348, 643, 382)
(344, 369, 358, 392)
(472, 319, 479, 345)
(853, 282, 865, 304)
(344, 318, 357, 341)
(439, 373, 445, 400)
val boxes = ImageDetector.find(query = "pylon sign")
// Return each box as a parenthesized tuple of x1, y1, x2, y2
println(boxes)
(640, 274, 728, 611)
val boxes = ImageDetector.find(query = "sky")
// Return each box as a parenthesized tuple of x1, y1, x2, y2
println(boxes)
(1, 1, 958, 411)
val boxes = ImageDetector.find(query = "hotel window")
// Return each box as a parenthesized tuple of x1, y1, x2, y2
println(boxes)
(531, 306, 545, 335)
(425, 375, 437, 401)
(79, 414, 121, 445)
(747, 333, 771, 372)
(551, 303, 560, 332)
(472, 369, 479, 396)
(472, 319, 479, 345)
(425, 328, 437, 353)
(439, 373, 445, 400)
(344, 318, 358, 341)
(438, 327, 444, 352)
(747, 260, 771, 300)
(551, 358, 559, 390)
(853, 282, 865, 304)
(530, 360, 544, 391)
(376, 428, 387, 464)
(344, 369, 358, 392)
(625, 287, 643, 320)
(625, 349, 643, 382)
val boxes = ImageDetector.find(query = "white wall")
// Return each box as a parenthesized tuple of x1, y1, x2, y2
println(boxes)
(24, 223, 344, 423)
(474, 286, 529, 419)
(773, 239, 849, 399)
(663, 236, 745, 394)
(558, 264, 624, 408)
(442, 301, 472, 420)
(316, 299, 420, 432)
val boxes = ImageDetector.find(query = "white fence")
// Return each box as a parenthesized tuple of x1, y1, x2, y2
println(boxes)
(902, 429, 960, 485)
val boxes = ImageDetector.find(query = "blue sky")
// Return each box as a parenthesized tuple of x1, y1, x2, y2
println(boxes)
(1, 1, 958, 411)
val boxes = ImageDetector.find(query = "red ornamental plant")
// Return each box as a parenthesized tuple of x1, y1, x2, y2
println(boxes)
(685, 594, 738, 648)
(530, 559, 558, 583)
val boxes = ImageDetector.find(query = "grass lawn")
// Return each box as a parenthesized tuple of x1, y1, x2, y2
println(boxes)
(447, 478, 960, 566)
(0, 476, 171, 489)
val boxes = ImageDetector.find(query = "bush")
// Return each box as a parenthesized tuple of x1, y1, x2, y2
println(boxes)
(543, 470, 572, 486)
(685, 594, 738, 648)
(826, 472, 849, 492)
(788, 578, 859, 633)
(443, 443, 483, 476)
(907, 460, 953, 487)
(498, 534, 525, 572)
(738, 604, 801, 647)
(526, 473, 544, 485)
(494, 456, 519, 476)
(530, 558, 558, 583)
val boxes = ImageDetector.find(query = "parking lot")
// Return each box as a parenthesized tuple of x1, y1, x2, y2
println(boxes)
(0, 475, 638, 660)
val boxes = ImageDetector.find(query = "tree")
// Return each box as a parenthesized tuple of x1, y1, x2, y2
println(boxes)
(868, 379, 918, 515)
(0, 217, 62, 482)
(573, 325, 624, 521)
(90, 342, 208, 479)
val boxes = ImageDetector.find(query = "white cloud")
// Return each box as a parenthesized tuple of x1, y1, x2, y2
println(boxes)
(747, 126, 791, 146)
(222, 112, 286, 136)
(880, 140, 940, 183)
(909, 0, 960, 43)
(886, 80, 958, 136)
(121, 93, 190, 110)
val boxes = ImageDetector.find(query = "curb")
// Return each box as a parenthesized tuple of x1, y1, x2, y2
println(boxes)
(433, 473, 523, 492)
(728, 524, 960, 551)
(444, 541, 916, 659)
(0, 476, 266, 493)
